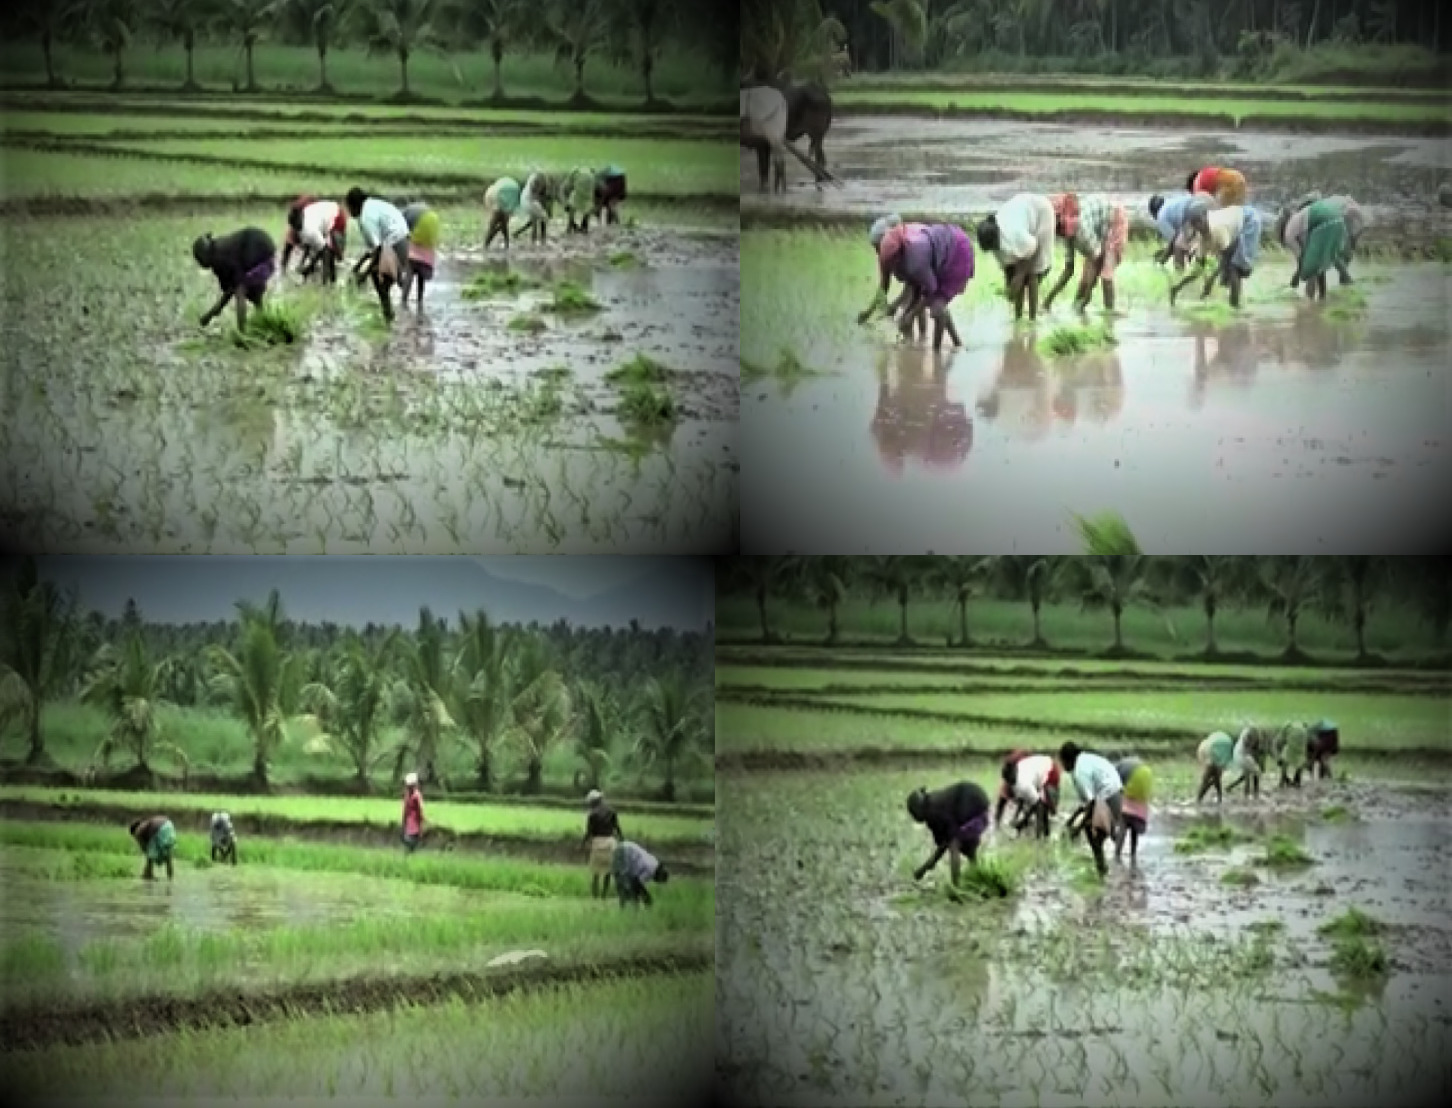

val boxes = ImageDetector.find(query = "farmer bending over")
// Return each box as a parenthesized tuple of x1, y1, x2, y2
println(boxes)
(1112, 756, 1153, 864)
(995, 750, 1060, 840)
(1059, 742, 1124, 878)
(1302, 720, 1340, 782)
(583, 789, 623, 900)
(906, 780, 991, 887)
(613, 839, 669, 908)
(130, 815, 177, 881)
(346, 187, 410, 324)
(210, 811, 237, 865)
(1223, 726, 1268, 799)
(193, 227, 277, 332)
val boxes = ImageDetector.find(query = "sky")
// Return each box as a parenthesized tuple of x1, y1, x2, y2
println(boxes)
(11, 557, 714, 631)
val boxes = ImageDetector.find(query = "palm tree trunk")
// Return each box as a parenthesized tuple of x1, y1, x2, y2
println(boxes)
(184, 36, 197, 90)
(476, 746, 493, 791)
(112, 47, 124, 91)
(755, 589, 772, 642)
(825, 601, 839, 646)
(1030, 598, 1044, 646)
(318, 43, 330, 91)
(1286, 608, 1300, 653)
(575, 56, 586, 98)
(400, 50, 411, 95)
(525, 755, 542, 794)
(1204, 598, 1218, 655)
(897, 589, 909, 643)
(662, 752, 676, 802)
(42, 34, 57, 88)
(492, 44, 504, 99)
(643, 55, 654, 103)
(252, 749, 269, 789)
(957, 598, 969, 648)
(1112, 604, 1124, 651)
(245, 42, 256, 92)
(1354, 609, 1367, 659)
(25, 700, 45, 764)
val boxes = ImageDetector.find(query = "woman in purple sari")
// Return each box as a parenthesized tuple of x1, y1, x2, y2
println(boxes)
(193, 227, 277, 332)
(906, 780, 992, 887)
(859, 216, 974, 349)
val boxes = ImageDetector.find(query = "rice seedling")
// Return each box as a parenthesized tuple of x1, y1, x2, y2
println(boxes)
(1318, 804, 1356, 822)
(1036, 321, 1118, 358)
(1177, 301, 1239, 325)
(1317, 907, 1383, 939)
(1328, 933, 1389, 978)
(507, 313, 547, 334)
(605, 353, 672, 385)
(231, 301, 306, 348)
(615, 382, 677, 427)
(1257, 835, 1315, 868)
(950, 855, 1019, 900)
(1173, 822, 1257, 854)
(546, 281, 602, 314)
(1220, 866, 1260, 887)
(460, 269, 541, 299)
(608, 251, 640, 267)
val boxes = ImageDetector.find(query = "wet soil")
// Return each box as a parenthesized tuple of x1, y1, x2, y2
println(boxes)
(743, 267, 1450, 554)
(742, 117, 1452, 246)
(0, 947, 711, 1052)
(0, 800, 715, 872)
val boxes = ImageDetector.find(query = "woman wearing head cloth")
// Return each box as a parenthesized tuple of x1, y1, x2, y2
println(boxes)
(857, 214, 926, 341)
(1279, 194, 1366, 299)
(864, 217, 972, 350)
(1042, 192, 1130, 313)
(906, 779, 992, 886)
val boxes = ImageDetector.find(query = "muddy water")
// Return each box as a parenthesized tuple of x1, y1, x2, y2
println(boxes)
(0, 850, 512, 951)
(743, 117, 1452, 239)
(718, 778, 1452, 1107)
(743, 266, 1451, 553)
(0, 228, 738, 554)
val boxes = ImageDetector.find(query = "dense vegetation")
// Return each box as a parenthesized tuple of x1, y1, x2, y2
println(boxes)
(3, 0, 738, 104)
(0, 558, 713, 800)
(718, 556, 1450, 661)
(745, 0, 1450, 85)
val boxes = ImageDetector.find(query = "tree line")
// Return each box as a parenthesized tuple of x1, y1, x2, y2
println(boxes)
(8, 0, 738, 102)
(720, 556, 1450, 658)
(0, 559, 712, 799)
(743, 0, 1447, 83)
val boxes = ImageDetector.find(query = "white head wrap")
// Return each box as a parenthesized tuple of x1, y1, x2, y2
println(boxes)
(869, 214, 902, 248)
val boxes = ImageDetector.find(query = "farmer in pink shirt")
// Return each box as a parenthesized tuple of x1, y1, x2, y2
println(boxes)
(401, 771, 425, 854)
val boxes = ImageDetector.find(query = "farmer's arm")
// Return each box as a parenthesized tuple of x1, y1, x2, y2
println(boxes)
(914, 838, 949, 881)
(1075, 255, 1103, 309)
(1042, 247, 1077, 310)
(858, 263, 895, 323)
(200, 272, 238, 327)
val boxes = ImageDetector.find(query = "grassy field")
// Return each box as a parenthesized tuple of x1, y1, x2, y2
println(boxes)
(716, 594, 1449, 664)
(1, 971, 713, 1099)
(829, 87, 1452, 129)
(0, 43, 733, 109)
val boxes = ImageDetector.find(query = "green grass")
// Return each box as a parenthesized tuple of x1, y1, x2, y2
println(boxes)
(716, 594, 1449, 662)
(1257, 834, 1316, 868)
(459, 268, 543, 299)
(829, 88, 1451, 125)
(1220, 866, 1261, 887)
(1037, 321, 1119, 358)
(0, 148, 373, 200)
(1173, 822, 1257, 855)
(547, 280, 602, 314)
(0, 786, 712, 844)
(0, 971, 713, 1099)
(606, 353, 672, 386)
(1328, 933, 1390, 979)
(615, 382, 678, 427)
(507, 313, 548, 334)
(1318, 908, 1384, 939)
(0, 43, 733, 106)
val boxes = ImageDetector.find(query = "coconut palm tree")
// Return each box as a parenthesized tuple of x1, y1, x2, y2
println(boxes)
(632, 670, 706, 802)
(1163, 556, 1250, 657)
(572, 680, 614, 792)
(299, 629, 399, 789)
(80, 634, 190, 780)
(14, 0, 82, 88)
(149, 0, 213, 91)
(391, 606, 455, 785)
(990, 555, 1060, 647)
(361, 0, 444, 97)
(214, 0, 279, 93)
(452, 0, 522, 101)
(860, 556, 924, 645)
(870, 0, 928, 67)
(547, 0, 612, 104)
(613, 0, 672, 105)
(0, 558, 80, 766)
(85, 0, 143, 90)
(449, 609, 511, 790)
(1254, 556, 1322, 659)
(788, 556, 851, 645)
(725, 557, 788, 643)
(504, 636, 573, 794)
(205, 609, 306, 789)
(281, 0, 355, 92)
(930, 555, 994, 647)
(1075, 555, 1155, 654)
(742, 0, 846, 83)
(1318, 556, 1388, 661)
(1402, 556, 1451, 648)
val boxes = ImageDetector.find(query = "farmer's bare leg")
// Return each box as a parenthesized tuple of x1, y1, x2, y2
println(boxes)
(142, 860, 155, 881)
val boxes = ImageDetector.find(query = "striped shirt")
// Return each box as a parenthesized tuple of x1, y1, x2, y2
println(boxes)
(1071, 195, 1114, 258)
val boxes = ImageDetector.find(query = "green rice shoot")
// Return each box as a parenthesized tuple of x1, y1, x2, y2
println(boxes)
(1258, 834, 1315, 868)
(1174, 822, 1256, 855)
(605, 353, 671, 386)
(548, 280, 602, 314)
(460, 268, 541, 299)
(1037, 321, 1118, 358)
(1221, 866, 1260, 887)
(1318, 907, 1383, 938)
(508, 313, 547, 334)
(616, 381, 676, 426)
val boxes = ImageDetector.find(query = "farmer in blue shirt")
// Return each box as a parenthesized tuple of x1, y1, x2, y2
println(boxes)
(1059, 742, 1124, 878)
(1148, 192, 1214, 269)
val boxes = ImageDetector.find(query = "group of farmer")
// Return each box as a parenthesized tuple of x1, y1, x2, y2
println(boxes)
(907, 719, 1341, 886)
(855, 165, 1369, 350)
(124, 773, 671, 910)
(190, 165, 628, 331)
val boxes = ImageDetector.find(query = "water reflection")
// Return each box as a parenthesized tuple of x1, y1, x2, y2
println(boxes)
(868, 345, 973, 475)
(1188, 322, 1259, 410)
(977, 333, 1126, 439)
(1188, 305, 1366, 407)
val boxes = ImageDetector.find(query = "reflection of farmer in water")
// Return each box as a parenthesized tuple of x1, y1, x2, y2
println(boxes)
(1189, 321, 1259, 409)
(1271, 302, 1359, 371)
(869, 346, 972, 475)
(977, 334, 1125, 438)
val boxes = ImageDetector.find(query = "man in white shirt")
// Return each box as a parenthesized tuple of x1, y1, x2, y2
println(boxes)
(975, 193, 1057, 322)
(345, 187, 410, 323)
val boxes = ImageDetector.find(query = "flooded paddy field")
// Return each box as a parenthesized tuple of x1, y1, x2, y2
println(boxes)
(2, 96, 737, 553)
(0, 804, 713, 1098)
(741, 118, 1451, 551)
(716, 647, 1452, 1105)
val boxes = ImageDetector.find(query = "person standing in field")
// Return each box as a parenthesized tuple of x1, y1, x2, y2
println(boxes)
(130, 815, 177, 881)
(192, 227, 278, 332)
(1058, 741, 1124, 877)
(613, 839, 670, 908)
(583, 789, 623, 900)
(401, 771, 425, 854)
(484, 176, 522, 250)
(345, 187, 410, 323)
(1187, 166, 1248, 207)
(1042, 192, 1130, 313)
(210, 811, 238, 865)
(906, 780, 992, 886)
(975, 193, 1057, 323)
(1111, 755, 1152, 864)
(994, 749, 1061, 839)
(1195, 730, 1237, 804)
(399, 201, 441, 307)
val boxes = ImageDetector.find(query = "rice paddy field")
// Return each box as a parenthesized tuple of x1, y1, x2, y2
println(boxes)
(0, 791, 714, 1099)
(740, 110, 1452, 553)
(715, 646, 1452, 1107)
(0, 93, 739, 554)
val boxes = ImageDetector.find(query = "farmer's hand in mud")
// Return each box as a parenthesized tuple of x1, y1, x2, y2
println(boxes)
(857, 306, 875, 325)
(198, 311, 214, 328)
(1289, 273, 1300, 289)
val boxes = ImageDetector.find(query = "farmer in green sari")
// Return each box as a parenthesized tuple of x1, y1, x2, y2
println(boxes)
(130, 815, 177, 881)
(1286, 198, 1353, 302)
(1278, 193, 1367, 297)
(560, 167, 598, 234)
